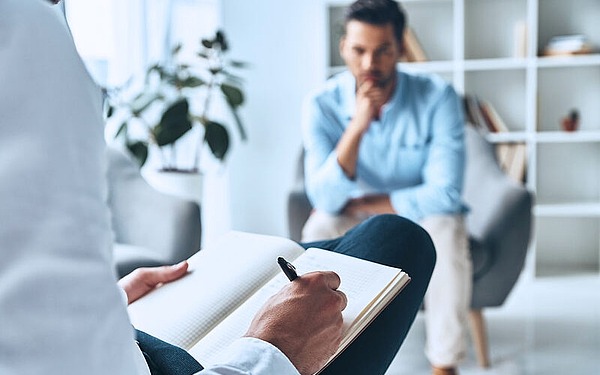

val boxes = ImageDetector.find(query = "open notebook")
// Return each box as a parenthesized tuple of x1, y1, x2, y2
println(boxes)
(128, 231, 410, 373)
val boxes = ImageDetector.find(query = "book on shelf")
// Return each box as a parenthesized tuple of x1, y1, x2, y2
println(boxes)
(543, 34, 595, 56)
(478, 98, 510, 133)
(495, 143, 514, 173)
(463, 94, 527, 183)
(506, 143, 527, 183)
(513, 20, 528, 58)
(128, 231, 411, 374)
(463, 94, 510, 133)
(401, 27, 427, 63)
(463, 94, 488, 132)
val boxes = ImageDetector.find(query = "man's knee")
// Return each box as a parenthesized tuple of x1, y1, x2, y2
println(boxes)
(354, 215, 436, 265)
(362, 215, 433, 246)
(419, 215, 468, 261)
(301, 210, 361, 242)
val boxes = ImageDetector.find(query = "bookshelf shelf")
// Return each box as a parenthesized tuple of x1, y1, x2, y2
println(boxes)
(534, 203, 600, 218)
(485, 132, 530, 144)
(534, 131, 600, 144)
(536, 54, 600, 68)
(463, 58, 528, 71)
(326, 0, 600, 277)
(399, 60, 455, 74)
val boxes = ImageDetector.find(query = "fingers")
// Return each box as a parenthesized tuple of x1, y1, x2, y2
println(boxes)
(245, 270, 347, 374)
(301, 271, 347, 311)
(149, 261, 189, 284)
(356, 81, 385, 121)
(320, 270, 341, 290)
(357, 79, 375, 95)
(320, 271, 348, 311)
(335, 289, 348, 311)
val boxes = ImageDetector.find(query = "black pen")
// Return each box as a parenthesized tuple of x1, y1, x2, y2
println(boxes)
(277, 256, 298, 281)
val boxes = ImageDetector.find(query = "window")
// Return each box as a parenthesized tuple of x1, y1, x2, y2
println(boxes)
(65, 0, 220, 88)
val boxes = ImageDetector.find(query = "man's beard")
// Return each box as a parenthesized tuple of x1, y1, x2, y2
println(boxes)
(359, 71, 395, 89)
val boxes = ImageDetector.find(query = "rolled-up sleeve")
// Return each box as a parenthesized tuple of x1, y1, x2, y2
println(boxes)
(389, 86, 466, 222)
(302, 93, 358, 214)
(197, 338, 300, 375)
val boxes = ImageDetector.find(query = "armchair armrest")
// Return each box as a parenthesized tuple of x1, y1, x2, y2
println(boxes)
(463, 126, 534, 308)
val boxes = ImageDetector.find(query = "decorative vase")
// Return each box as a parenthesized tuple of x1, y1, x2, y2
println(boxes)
(142, 169, 204, 204)
(561, 109, 579, 132)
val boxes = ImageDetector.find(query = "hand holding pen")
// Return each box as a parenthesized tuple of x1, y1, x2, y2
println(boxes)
(245, 257, 348, 374)
(277, 256, 298, 281)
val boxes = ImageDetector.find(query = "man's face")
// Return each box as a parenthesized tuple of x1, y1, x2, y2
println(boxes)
(340, 20, 401, 90)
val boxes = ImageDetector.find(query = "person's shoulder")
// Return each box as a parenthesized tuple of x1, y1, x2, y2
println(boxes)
(400, 70, 452, 92)
(1, 0, 66, 41)
(1, 0, 55, 20)
(399, 69, 458, 101)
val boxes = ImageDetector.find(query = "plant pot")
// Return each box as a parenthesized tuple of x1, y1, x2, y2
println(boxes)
(142, 169, 204, 203)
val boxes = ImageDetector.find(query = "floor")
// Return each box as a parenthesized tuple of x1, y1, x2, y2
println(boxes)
(385, 272, 600, 375)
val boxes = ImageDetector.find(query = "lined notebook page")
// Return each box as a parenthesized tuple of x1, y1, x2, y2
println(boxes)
(127, 231, 304, 349)
(189, 247, 408, 368)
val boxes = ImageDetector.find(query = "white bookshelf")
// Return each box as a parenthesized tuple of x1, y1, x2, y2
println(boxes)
(326, 0, 600, 277)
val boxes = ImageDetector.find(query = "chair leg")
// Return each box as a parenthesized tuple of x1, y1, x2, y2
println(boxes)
(468, 309, 490, 368)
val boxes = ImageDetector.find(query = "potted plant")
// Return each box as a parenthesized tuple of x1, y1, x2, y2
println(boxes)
(108, 31, 246, 172)
(106, 30, 247, 200)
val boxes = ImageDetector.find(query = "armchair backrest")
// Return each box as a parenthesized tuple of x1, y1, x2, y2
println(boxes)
(106, 147, 202, 273)
(462, 126, 533, 307)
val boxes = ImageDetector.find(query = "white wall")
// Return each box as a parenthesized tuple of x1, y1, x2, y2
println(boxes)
(220, 0, 329, 237)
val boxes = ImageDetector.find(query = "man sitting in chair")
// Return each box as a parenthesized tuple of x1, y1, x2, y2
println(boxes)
(301, 1, 472, 374)
(0, 1, 434, 374)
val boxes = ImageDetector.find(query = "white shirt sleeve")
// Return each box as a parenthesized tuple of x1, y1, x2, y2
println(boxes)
(127, 330, 300, 375)
(196, 337, 301, 375)
(0, 2, 140, 374)
(128, 332, 300, 375)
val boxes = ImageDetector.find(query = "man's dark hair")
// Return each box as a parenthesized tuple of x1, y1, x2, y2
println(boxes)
(345, 0, 406, 43)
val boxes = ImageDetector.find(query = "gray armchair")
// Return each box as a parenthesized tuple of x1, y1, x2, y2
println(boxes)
(106, 146, 202, 278)
(287, 125, 533, 368)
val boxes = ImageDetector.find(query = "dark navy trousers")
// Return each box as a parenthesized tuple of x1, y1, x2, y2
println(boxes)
(138, 214, 436, 375)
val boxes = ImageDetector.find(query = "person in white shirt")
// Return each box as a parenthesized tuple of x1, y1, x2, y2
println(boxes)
(0, 1, 434, 374)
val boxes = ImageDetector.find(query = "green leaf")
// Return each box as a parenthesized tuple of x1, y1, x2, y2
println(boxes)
(171, 43, 183, 55)
(231, 108, 247, 141)
(126, 141, 149, 166)
(114, 121, 128, 139)
(228, 60, 248, 69)
(147, 64, 162, 75)
(204, 120, 230, 160)
(215, 30, 229, 51)
(201, 39, 213, 49)
(220, 83, 244, 107)
(179, 76, 206, 88)
(130, 91, 161, 116)
(223, 71, 245, 85)
(106, 104, 115, 118)
(152, 99, 192, 146)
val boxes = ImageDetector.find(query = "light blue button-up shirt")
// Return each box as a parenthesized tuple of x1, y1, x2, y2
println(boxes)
(302, 69, 467, 223)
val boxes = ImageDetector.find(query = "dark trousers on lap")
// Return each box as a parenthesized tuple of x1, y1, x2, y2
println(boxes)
(303, 214, 436, 375)
(138, 214, 435, 375)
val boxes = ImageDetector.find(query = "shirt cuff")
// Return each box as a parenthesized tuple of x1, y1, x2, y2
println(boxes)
(391, 186, 431, 223)
(118, 286, 129, 306)
(201, 337, 300, 375)
(310, 153, 358, 213)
